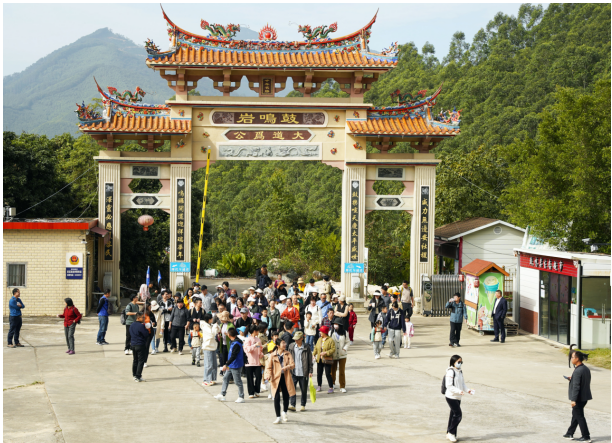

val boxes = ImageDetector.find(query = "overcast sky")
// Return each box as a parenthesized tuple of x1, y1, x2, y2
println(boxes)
(4, 2, 532, 76)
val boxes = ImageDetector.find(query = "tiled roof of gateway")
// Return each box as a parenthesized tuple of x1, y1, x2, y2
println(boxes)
(144, 9, 398, 69)
(347, 84, 461, 137)
(347, 115, 460, 136)
(79, 115, 191, 134)
(148, 46, 397, 68)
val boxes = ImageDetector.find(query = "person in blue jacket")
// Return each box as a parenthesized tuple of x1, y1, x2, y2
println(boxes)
(214, 328, 245, 403)
(96, 289, 111, 345)
(445, 293, 468, 347)
(8, 288, 25, 348)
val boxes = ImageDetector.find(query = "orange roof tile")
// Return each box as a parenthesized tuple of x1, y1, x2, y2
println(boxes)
(347, 115, 460, 137)
(149, 46, 397, 70)
(79, 116, 191, 134)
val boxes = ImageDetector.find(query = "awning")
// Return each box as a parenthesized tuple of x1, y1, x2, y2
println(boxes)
(91, 226, 110, 244)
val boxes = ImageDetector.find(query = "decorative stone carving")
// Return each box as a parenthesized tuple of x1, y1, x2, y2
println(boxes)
(377, 167, 403, 179)
(218, 144, 320, 159)
(132, 166, 160, 177)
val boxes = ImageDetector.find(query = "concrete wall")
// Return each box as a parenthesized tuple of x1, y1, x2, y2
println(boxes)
(462, 225, 524, 271)
(3, 230, 94, 317)
(519, 266, 539, 333)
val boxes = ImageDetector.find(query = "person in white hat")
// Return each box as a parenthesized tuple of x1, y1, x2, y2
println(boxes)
(277, 295, 288, 315)
(255, 288, 269, 310)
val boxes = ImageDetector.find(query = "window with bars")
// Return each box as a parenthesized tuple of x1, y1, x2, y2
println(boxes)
(7, 263, 26, 287)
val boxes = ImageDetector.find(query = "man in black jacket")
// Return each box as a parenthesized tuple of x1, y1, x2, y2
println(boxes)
(563, 350, 592, 442)
(129, 313, 149, 382)
(491, 290, 508, 343)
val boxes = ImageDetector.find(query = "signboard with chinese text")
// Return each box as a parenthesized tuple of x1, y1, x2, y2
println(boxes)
(175, 179, 186, 261)
(224, 129, 314, 141)
(104, 183, 114, 261)
(261, 78, 273, 95)
(344, 263, 364, 273)
(520, 253, 577, 277)
(419, 186, 429, 263)
(66, 252, 84, 279)
(170, 262, 191, 273)
(211, 111, 326, 126)
(350, 180, 359, 262)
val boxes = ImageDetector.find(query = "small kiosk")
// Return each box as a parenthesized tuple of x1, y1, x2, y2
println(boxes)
(461, 259, 509, 335)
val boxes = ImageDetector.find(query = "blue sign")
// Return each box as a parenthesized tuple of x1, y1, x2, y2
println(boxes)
(66, 268, 83, 279)
(170, 262, 191, 273)
(344, 263, 364, 273)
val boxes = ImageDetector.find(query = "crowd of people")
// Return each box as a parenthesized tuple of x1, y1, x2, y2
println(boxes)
(6, 272, 596, 440)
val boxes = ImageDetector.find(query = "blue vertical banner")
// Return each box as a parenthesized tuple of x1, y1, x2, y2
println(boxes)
(158, 270, 162, 286)
(146, 266, 150, 287)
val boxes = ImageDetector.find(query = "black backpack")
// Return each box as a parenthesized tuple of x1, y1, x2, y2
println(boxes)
(441, 369, 455, 395)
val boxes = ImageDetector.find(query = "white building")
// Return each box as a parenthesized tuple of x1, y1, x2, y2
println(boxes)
(435, 218, 526, 274)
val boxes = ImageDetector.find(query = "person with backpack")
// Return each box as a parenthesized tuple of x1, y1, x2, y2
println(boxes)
(96, 289, 111, 345)
(322, 276, 335, 295)
(258, 267, 273, 290)
(124, 294, 140, 355)
(367, 290, 386, 328)
(443, 355, 474, 442)
(214, 328, 246, 403)
(446, 293, 468, 347)
(386, 302, 405, 358)
(57, 298, 82, 355)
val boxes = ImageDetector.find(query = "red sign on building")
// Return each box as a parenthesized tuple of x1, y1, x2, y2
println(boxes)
(519, 253, 577, 277)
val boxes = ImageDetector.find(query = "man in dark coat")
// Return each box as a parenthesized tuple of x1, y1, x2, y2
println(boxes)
(563, 350, 592, 442)
(490, 289, 508, 343)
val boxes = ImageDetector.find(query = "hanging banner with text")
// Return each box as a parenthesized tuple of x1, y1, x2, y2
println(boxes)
(419, 186, 429, 263)
(104, 183, 114, 261)
(176, 179, 186, 261)
(350, 180, 360, 262)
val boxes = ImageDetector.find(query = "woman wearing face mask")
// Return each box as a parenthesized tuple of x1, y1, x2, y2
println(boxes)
(444, 355, 474, 442)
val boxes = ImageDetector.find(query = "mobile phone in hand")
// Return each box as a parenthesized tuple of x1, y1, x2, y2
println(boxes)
(563, 375, 570, 380)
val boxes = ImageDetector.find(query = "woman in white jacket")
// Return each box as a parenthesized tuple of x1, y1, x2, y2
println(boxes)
(201, 313, 220, 386)
(330, 319, 351, 393)
(444, 355, 474, 442)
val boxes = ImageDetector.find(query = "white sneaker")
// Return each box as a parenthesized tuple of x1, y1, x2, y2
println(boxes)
(214, 394, 226, 401)
(281, 412, 288, 422)
(178, 351, 183, 355)
(268, 394, 272, 399)
(143, 363, 148, 368)
(394, 355, 400, 359)
(170, 349, 176, 353)
(447, 433, 457, 442)
(125, 350, 129, 355)
(273, 417, 281, 424)
(340, 388, 347, 393)
(128, 350, 133, 355)
(375, 354, 380, 359)
(235, 397, 245, 403)
(407, 346, 411, 349)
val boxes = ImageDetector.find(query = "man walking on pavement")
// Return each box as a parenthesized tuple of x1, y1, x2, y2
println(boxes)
(288, 331, 313, 412)
(400, 280, 414, 319)
(490, 290, 508, 343)
(563, 350, 592, 442)
(8, 288, 25, 348)
(96, 288, 111, 345)
(445, 293, 467, 347)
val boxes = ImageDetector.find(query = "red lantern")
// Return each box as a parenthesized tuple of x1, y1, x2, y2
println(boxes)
(458, 274, 465, 283)
(138, 214, 154, 231)
(474, 276, 480, 288)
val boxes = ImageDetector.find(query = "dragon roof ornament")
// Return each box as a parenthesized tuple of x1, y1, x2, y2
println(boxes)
(75, 78, 171, 125)
(146, 6, 396, 62)
(367, 84, 461, 130)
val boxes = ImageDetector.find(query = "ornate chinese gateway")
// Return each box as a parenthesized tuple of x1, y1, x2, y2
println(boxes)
(77, 6, 460, 306)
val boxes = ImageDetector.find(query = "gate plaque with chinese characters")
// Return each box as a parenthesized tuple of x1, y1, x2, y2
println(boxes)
(176, 179, 186, 261)
(224, 129, 313, 141)
(419, 186, 429, 263)
(104, 183, 114, 261)
(211, 111, 326, 126)
(350, 180, 360, 262)
(217, 143, 321, 160)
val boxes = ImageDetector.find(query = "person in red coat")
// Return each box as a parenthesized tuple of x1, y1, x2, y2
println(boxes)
(281, 297, 301, 329)
(57, 298, 82, 355)
(348, 304, 358, 343)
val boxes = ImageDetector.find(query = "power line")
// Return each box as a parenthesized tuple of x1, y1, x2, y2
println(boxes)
(451, 170, 500, 199)
(16, 166, 94, 216)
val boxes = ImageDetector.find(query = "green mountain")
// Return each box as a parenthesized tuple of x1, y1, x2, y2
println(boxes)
(3, 27, 257, 137)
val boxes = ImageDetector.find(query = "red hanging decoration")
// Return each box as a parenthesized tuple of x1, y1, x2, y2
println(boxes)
(138, 214, 154, 231)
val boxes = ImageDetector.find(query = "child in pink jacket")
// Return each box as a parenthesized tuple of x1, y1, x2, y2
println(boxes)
(243, 324, 264, 398)
(403, 317, 414, 349)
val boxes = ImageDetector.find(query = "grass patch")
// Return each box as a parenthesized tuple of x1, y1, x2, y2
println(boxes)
(563, 348, 611, 370)
(3, 380, 44, 391)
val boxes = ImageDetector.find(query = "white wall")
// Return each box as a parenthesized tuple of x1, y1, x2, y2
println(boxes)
(462, 225, 524, 271)
(519, 266, 539, 312)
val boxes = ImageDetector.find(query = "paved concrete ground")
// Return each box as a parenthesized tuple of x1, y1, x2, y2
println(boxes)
(4, 313, 610, 443)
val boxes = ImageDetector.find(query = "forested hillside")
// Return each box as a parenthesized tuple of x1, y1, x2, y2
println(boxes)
(3, 4, 610, 287)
